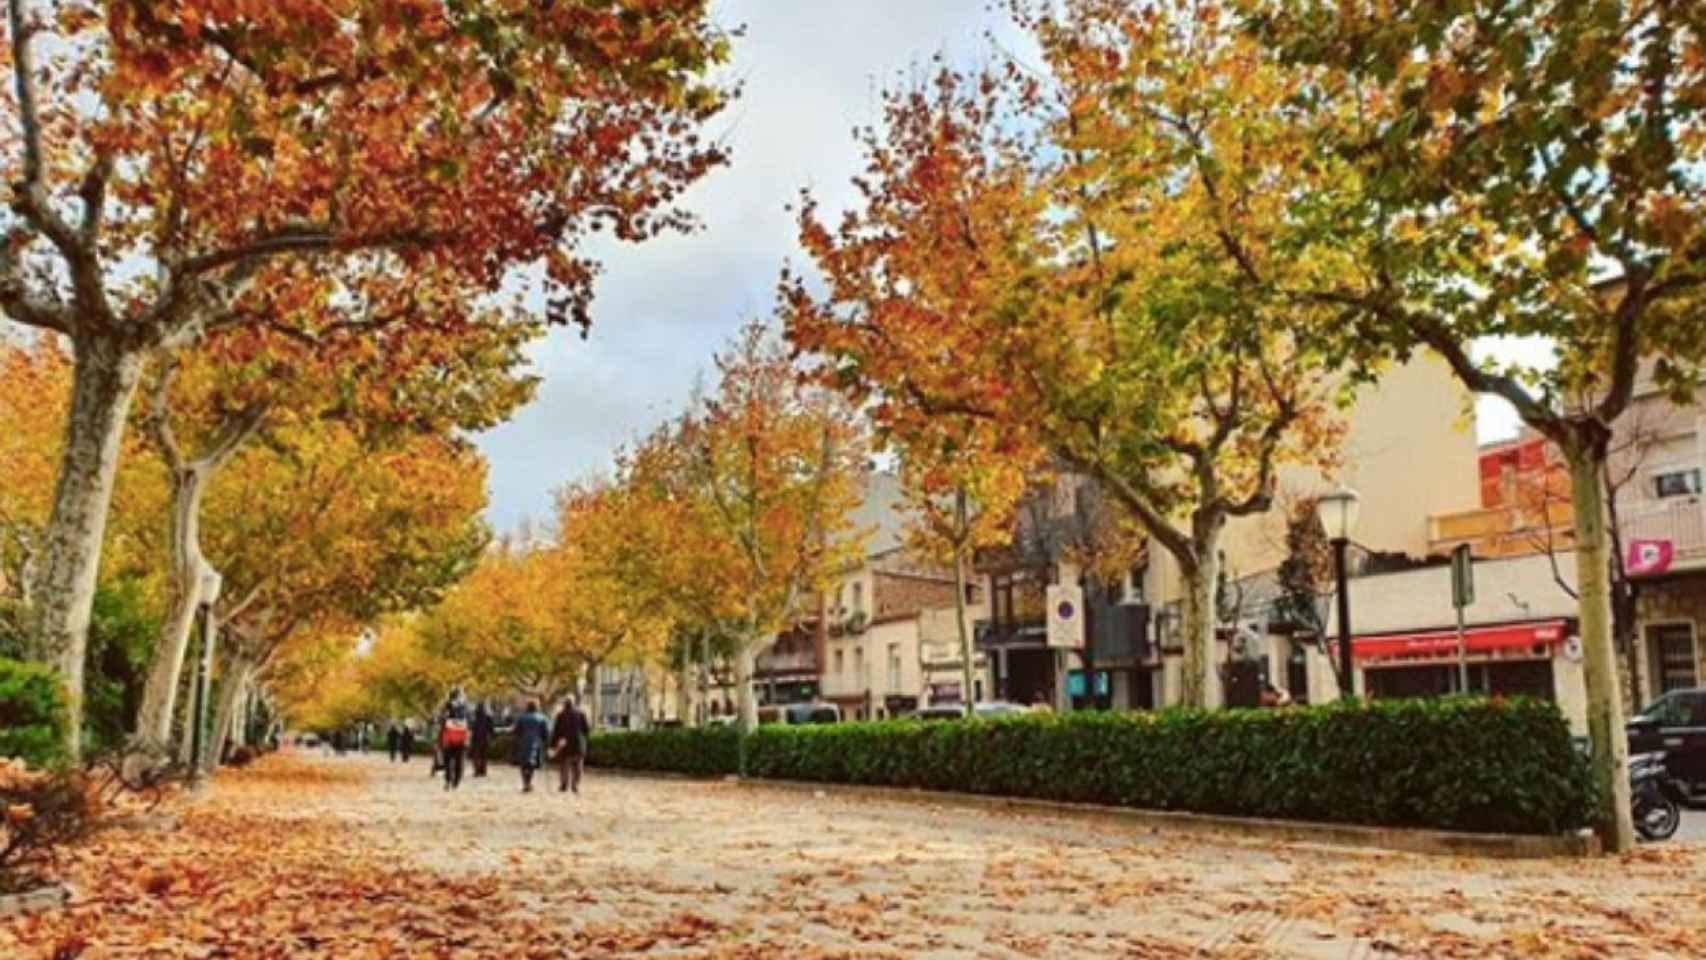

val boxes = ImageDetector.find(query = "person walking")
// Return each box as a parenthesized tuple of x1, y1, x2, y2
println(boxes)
(551, 697, 591, 795)
(511, 700, 550, 793)
(399, 724, 415, 763)
(438, 687, 471, 791)
(471, 701, 496, 778)
(386, 722, 401, 762)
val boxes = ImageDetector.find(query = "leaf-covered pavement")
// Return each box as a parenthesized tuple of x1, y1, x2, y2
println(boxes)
(4, 752, 1705, 958)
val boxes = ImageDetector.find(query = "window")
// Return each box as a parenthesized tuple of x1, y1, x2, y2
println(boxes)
(853, 647, 864, 678)
(1651, 623, 1699, 693)
(834, 650, 844, 675)
(852, 582, 865, 615)
(888, 643, 901, 691)
(1653, 468, 1703, 499)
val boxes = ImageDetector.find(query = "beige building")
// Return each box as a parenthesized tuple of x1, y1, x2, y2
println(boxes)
(820, 546, 983, 719)
(1134, 354, 1483, 709)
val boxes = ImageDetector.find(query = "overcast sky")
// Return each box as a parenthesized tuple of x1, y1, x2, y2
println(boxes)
(473, 2, 1540, 535)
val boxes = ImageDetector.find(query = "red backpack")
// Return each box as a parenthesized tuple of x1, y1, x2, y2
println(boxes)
(440, 718, 469, 748)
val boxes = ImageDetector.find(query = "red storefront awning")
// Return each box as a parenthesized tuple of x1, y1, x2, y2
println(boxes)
(1351, 621, 1568, 660)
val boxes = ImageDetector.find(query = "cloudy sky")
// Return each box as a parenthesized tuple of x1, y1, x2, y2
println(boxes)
(474, 2, 1537, 534)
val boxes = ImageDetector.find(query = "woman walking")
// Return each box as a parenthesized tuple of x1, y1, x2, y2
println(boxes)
(438, 687, 471, 791)
(511, 700, 551, 793)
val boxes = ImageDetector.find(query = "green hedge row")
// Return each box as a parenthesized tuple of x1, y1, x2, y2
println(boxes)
(588, 726, 740, 777)
(0, 657, 70, 769)
(590, 699, 1596, 835)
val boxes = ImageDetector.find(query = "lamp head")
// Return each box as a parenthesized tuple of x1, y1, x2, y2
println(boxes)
(198, 563, 224, 607)
(1315, 485, 1361, 543)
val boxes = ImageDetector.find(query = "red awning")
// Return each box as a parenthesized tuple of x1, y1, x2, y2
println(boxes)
(1352, 621, 1568, 660)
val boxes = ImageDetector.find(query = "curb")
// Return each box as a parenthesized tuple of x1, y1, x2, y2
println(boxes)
(726, 778, 1599, 860)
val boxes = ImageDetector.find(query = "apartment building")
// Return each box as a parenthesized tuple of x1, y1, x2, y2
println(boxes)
(1425, 363, 1706, 710)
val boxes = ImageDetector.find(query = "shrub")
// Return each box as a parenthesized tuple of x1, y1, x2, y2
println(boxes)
(588, 726, 740, 777)
(0, 658, 70, 769)
(588, 699, 1597, 836)
(745, 698, 1596, 835)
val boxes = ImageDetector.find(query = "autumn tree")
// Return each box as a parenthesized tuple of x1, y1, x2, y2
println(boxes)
(129, 300, 536, 763)
(788, 7, 1352, 708)
(195, 423, 490, 769)
(1245, 0, 1705, 851)
(892, 417, 1033, 712)
(550, 479, 673, 727)
(624, 321, 865, 732)
(1, 0, 733, 755)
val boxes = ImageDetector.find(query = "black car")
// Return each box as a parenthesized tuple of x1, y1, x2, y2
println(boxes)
(1627, 687, 1706, 799)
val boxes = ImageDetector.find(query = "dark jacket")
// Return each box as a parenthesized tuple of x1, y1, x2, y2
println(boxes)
(511, 710, 550, 769)
(551, 706, 590, 757)
(471, 705, 495, 747)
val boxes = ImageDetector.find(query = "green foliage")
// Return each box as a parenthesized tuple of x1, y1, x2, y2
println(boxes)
(83, 580, 159, 754)
(592, 700, 1596, 836)
(0, 657, 71, 769)
(588, 726, 740, 778)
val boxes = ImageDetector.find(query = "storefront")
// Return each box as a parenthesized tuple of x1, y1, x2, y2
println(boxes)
(1350, 620, 1585, 731)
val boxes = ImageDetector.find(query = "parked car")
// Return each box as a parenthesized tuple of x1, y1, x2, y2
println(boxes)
(757, 702, 841, 725)
(1627, 687, 1706, 799)
(905, 701, 1031, 721)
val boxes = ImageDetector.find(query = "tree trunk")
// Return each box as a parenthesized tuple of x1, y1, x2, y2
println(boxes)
(587, 661, 603, 731)
(133, 464, 210, 755)
(676, 656, 692, 725)
(735, 641, 759, 732)
(1565, 440, 1635, 854)
(30, 337, 147, 758)
(1177, 518, 1224, 709)
(207, 657, 255, 772)
(954, 490, 977, 709)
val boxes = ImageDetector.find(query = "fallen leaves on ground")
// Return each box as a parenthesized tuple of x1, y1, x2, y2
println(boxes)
(6, 755, 1706, 959)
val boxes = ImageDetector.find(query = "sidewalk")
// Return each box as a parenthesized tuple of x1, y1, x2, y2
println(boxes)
(6, 752, 1701, 959)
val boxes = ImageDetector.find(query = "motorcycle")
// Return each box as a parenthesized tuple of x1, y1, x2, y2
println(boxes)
(1631, 752, 1685, 842)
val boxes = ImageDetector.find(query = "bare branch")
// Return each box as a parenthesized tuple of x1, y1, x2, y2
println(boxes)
(180, 225, 445, 277)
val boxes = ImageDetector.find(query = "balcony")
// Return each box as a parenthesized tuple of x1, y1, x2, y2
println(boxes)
(754, 648, 818, 676)
(1623, 498, 1706, 569)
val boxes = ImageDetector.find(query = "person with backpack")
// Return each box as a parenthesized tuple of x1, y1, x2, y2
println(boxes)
(438, 687, 471, 791)
(551, 697, 591, 795)
(510, 700, 551, 793)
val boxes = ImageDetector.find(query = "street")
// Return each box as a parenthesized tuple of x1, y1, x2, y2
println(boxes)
(1678, 806, 1706, 843)
(8, 753, 1706, 959)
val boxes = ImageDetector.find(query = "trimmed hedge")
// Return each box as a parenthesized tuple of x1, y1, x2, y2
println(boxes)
(592, 698, 1596, 836)
(588, 726, 740, 777)
(0, 658, 70, 769)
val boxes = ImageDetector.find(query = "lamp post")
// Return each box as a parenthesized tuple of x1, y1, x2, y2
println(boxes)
(190, 562, 223, 785)
(1316, 486, 1361, 701)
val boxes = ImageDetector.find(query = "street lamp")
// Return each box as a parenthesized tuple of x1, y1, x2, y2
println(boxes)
(190, 562, 223, 784)
(1316, 486, 1360, 701)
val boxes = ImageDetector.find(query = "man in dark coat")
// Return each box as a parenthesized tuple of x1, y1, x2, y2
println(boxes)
(510, 701, 551, 793)
(386, 722, 402, 762)
(551, 697, 591, 795)
(470, 701, 496, 778)
(398, 724, 415, 763)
